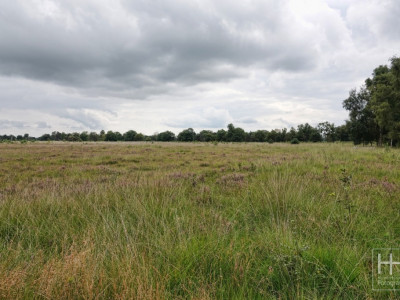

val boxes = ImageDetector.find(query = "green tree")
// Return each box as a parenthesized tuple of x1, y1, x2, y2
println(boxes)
(318, 122, 336, 142)
(134, 133, 144, 141)
(123, 130, 137, 141)
(99, 130, 106, 141)
(177, 128, 196, 141)
(157, 131, 175, 141)
(363, 58, 400, 146)
(105, 131, 117, 141)
(226, 124, 245, 142)
(89, 132, 99, 141)
(216, 129, 227, 142)
(253, 130, 268, 142)
(80, 131, 89, 141)
(197, 130, 216, 142)
(343, 87, 378, 145)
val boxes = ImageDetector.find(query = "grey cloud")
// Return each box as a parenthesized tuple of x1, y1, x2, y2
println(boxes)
(164, 106, 232, 129)
(0, 0, 321, 99)
(238, 117, 258, 124)
(36, 121, 51, 129)
(0, 119, 50, 130)
(346, 0, 400, 46)
(53, 109, 105, 130)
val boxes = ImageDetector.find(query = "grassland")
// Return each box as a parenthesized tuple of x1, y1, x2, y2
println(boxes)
(0, 141, 399, 299)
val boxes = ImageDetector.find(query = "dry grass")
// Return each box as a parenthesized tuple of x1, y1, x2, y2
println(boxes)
(0, 141, 400, 298)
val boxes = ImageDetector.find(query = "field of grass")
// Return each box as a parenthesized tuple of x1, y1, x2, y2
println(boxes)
(0, 141, 399, 299)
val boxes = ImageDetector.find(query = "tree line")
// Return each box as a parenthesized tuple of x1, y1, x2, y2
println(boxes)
(1, 122, 350, 143)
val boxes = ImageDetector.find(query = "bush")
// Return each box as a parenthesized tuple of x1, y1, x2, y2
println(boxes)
(290, 138, 300, 144)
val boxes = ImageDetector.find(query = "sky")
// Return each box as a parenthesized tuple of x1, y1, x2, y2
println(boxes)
(0, 0, 399, 136)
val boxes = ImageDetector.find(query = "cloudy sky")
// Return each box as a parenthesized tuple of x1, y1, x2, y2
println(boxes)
(0, 0, 399, 136)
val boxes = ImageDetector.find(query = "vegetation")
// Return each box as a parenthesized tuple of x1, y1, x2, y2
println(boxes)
(343, 56, 400, 146)
(1, 142, 400, 299)
(0, 122, 337, 144)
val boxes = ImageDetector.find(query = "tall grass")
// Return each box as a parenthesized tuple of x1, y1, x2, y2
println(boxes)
(0, 142, 399, 298)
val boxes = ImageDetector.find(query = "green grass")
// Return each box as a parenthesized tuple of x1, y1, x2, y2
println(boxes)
(0, 142, 400, 299)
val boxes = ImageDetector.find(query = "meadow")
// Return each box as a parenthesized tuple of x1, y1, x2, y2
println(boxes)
(0, 141, 399, 299)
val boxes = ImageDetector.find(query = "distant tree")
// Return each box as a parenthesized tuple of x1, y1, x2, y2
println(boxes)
(287, 127, 297, 141)
(197, 130, 216, 142)
(216, 129, 227, 142)
(310, 129, 322, 142)
(99, 130, 106, 141)
(150, 133, 158, 141)
(226, 124, 245, 142)
(297, 123, 313, 141)
(39, 133, 51, 141)
(123, 130, 137, 141)
(89, 132, 99, 141)
(80, 131, 89, 141)
(68, 132, 82, 142)
(335, 124, 350, 142)
(267, 130, 278, 143)
(177, 128, 196, 141)
(115, 132, 123, 141)
(318, 122, 336, 142)
(105, 131, 117, 141)
(134, 133, 144, 141)
(157, 131, 175, 141)
(253, 130, 268, 142)
(51, 131, 63, 141)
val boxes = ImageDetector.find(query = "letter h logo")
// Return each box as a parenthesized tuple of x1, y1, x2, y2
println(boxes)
(378, 252, 400, 275)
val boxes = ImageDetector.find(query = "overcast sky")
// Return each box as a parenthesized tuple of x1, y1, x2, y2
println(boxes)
(0, 0, 399, 136)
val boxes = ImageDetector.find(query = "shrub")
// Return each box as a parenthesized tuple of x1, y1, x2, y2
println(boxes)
(290, 138, 300, 144)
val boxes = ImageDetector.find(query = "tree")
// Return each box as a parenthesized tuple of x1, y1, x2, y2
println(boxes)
(123, 130, 137, 141)
(80, 131, 89, 141)
(197, 130, 216, 142)
(317, 122, 336, 142)
(287, 127, 297, 141)
(134, 133, 144, 141)
(39, 133, 51, 141)
(177, 128, 196, 141)
(343, 87, 378, 145)
(105, 131, 117, 141)
(68, 132, 82, 142)
(297, 123, 313, 142)
(310, 129, 322, 142)
(89, 132, 99, 141)
(157, 131, 175, 141)
(363, 58, 400, 146)
(335, 124, 350, 142)
(99, 130, 106, 141)
(253, 130, 268, 142)
(226, 124, 245, 142)
(267, 130, 278, 143)
(216, 129, 227, 142)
